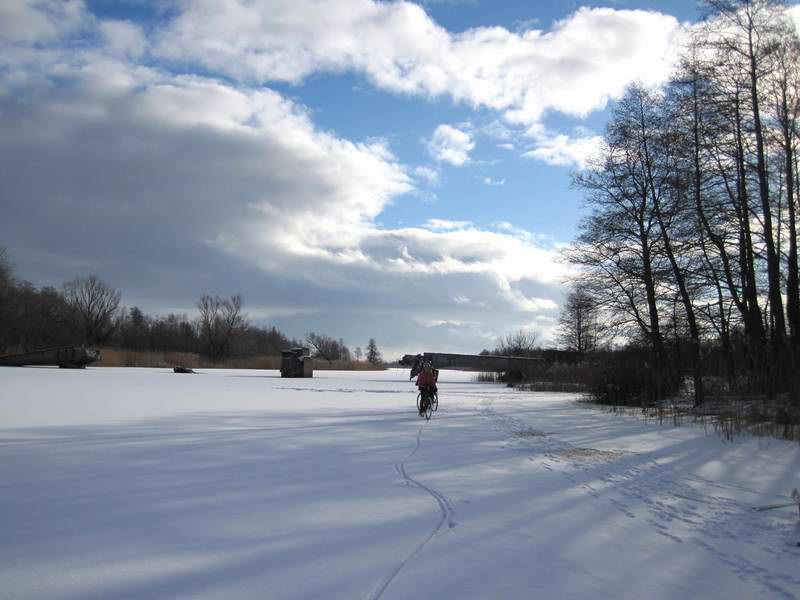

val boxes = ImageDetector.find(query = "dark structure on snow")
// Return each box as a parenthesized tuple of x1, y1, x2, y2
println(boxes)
(281, 347, 313, 378)
(0, 346, 101, 369)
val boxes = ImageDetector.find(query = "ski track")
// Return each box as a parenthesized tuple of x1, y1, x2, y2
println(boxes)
(477, 396, 800, 600)
(367, 424, 456, 600)
(275, 387, 408, 394)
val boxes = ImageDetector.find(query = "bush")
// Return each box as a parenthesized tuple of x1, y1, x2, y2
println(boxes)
(585, 346, 679, 407)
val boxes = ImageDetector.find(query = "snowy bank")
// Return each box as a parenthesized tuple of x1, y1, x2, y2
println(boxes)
(1, 367, 799, 599)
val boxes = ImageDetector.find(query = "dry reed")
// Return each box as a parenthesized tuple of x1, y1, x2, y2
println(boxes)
(96, 348, 385, 371)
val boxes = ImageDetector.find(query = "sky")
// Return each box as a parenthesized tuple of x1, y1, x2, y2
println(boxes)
(0, 0, 795, 358)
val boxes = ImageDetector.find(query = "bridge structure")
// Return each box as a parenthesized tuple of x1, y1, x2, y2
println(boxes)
(0, 346, 101, 369)
(400, 352, 543, 380)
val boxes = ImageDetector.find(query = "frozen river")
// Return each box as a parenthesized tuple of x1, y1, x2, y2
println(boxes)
(1, 367, 799, 599)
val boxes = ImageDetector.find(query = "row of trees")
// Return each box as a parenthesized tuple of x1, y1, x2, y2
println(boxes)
(303, 333, 383, 364)
(0, 248, 383, 363)
(0, 248, 127, 352)
(565, 0, 800, 405)
(481, 329, 541, 357)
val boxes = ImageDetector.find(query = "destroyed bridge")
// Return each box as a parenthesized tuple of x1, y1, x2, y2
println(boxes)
(400, 350, 582, 380)
(400, 352, 543, 380)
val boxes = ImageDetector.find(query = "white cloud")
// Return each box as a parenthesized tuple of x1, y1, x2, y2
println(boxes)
(98, 19, 147, 58)
(483, 177, 505, 186)
(0, 4, 569, 352)
(0, 0, 88, 44)
(790, 5, 800, 29)
(150, 0, 683, 171)
(414, 165, 440, 185)
(155, 0, 682, 129)
(428, 124, 475, 166)
(522, 129, 602, 169)
(480, 119, 517, 140)
(424, 219, 473, 231)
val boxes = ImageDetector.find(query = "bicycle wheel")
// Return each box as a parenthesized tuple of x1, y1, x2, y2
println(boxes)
(432, 392, 438, 412)
(425, 400, 433, 420)
(416, 391, 422, 412)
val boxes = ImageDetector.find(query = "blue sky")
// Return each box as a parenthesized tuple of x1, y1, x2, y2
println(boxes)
(1, 0, 794, 357)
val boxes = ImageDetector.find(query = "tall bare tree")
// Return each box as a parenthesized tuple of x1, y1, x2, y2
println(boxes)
(767, 27, 800, 345)
(571, 86, 670, 382)
(704, 0, 789, 345)
(196, 294, 246, 361)
(62, 275, 122, 344)
(557, 283, 602, 353)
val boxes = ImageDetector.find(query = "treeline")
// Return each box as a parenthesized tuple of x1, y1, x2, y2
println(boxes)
(305, 333, 383, 364)
(566, 0, 800, 406)
(480, 329, 541, 357)
(0, 248, 383, 364)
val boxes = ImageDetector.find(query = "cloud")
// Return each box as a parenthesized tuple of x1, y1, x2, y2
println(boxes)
(0, 2, 568, 352)
(790, 5, 800, 28)
(151, 0, 681, 171)
(414, 165, 440, 185)
(482, 177, 505, 186)
(155, 0, 682, 129)
(423, 219, 472, 231)
(522, 129, 603, 169)
(0, 0, 88, 44)
(98, 19, 147, 58)
(427, 124, 475, 166)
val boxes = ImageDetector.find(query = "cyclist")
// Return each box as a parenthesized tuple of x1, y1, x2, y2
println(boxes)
(415, 361, 438, 416)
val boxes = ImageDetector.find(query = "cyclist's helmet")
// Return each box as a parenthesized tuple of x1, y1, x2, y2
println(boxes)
(423, 360, 432, 370)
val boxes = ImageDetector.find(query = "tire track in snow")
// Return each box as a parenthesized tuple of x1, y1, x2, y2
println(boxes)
(367, 425, 456, 600)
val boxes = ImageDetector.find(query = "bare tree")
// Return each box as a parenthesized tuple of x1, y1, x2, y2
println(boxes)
(704, 0, 789, 346)
(119, 306, 150, 351)
(0, 246, 15, 352)
(557, 283, 602, 353)
(305, 332, 351, 362)
(496, 329, 539, 357)
(196, 294, 246, 361)
(565, 0, 800, 403)
(766, 27, 800, 345)
(62, 275, 122, 344)
(571, 85, 670, 369)
(0, 246, 12, 291)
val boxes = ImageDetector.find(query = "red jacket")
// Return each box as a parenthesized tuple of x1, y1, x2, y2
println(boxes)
(416, 369, 437, 388)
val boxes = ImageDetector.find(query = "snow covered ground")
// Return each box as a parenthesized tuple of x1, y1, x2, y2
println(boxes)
(1, 367, 799, 600)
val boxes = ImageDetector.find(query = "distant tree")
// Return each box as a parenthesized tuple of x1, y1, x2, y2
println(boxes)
(232, 324, 294, 357)
(196, 294, 246, 361)
(0, 246, 12, 291)
(119, 306, 150, 351)
(149, 313, 198, 353)
(339, 338, 352, 361)
(557, 283, 601, 354)
(0, 246, 15, 351)
(0, 255, 304, 360)
(354, 347, 362, 361)
(0, 278, 71, 353)
(366, 338, 382, 364)
(305, 332, 351, 361)
(496, 329, 539, 357)
(62, 275, 122, 344)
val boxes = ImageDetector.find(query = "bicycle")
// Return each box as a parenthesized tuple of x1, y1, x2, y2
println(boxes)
(416, 387, 438, 420)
